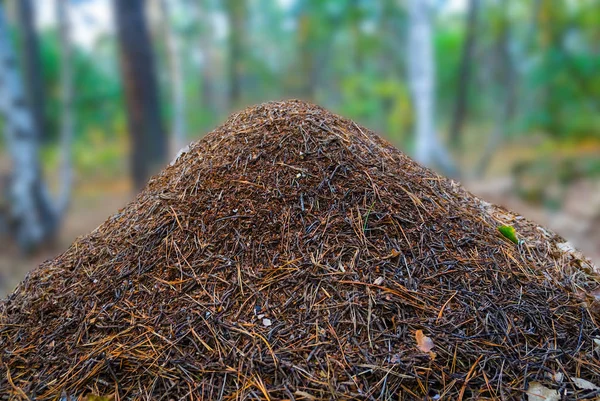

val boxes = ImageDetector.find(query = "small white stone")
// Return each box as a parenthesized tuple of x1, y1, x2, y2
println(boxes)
(262, 318, 272, 327)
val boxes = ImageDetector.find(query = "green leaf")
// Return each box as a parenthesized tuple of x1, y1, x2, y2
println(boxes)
(498, 225, 519, 244)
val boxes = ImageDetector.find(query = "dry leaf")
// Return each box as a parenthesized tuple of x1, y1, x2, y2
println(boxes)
(415, 330, 434, 352)
(294, 390, 316, 400)
(526, 382, 560, 401)
(373, 276, 384, 286)
(570, 377, 600, 390)
(386, 249, 401, 258)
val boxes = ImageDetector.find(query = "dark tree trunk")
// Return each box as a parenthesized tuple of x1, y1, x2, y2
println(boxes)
(448, 0, 479, 149)
(114, 0, 167, 190)
(297, 12, 316, 99)
(225, 0, 246, 108)
(349, 0, 364, 72)
(17, 0, 46, 142)
(197, 1, 215, 115)
(476, 6, 516, 177)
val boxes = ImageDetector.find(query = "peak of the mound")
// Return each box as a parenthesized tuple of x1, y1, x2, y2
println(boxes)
(1, 100, 599, 400)
(160, 99, 404, 189)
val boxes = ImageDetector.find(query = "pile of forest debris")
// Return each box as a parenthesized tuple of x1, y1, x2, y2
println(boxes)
(1, 100, 599, 400)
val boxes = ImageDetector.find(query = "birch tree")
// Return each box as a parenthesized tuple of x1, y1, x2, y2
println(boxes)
(17, 0, 46, 142)
(56, 0, 74, 214)
(0, 4, 56, 251)
(406, 0, 457, 175)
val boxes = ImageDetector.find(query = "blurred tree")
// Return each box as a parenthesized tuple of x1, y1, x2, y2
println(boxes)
(297, 5, 316, 99)
(56, 0, 73, 214)
(348, 0, 367, 72)
(406, 0, 457, 175)
(292, 0, 344, 102)
(448, 0, 479, 149)
(16, 0, 46, 143)
(0, 3, 57, 252)
(194, 0, 217, 116)
(160, 0, 186, 154)
(224, 0, 247, 108)
(533, 0, 600, 139)
(476, 1, 516, 176)
(114, 0, 167, 189)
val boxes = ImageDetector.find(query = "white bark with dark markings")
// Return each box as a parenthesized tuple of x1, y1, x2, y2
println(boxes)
(57, 0, 74, 215)
(407, 0, 458, 176)
(0, 5, 55, 251)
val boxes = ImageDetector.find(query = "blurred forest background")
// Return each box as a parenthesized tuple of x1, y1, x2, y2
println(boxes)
(0, 0, 599, 296)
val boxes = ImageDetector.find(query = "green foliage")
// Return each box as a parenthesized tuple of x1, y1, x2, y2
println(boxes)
(8, 0, 600, 178)
(339, 73, 412, 143)
(525, 0, 600, 139)
(434, 24, 463, 121)
(39, 29, 124, 143)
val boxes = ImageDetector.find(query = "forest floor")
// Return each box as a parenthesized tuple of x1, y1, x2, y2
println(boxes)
(1, 172, 598, 298)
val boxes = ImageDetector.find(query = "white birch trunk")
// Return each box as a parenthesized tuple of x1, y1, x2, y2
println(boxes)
(407, 0, 457, 175)
(161, 0, 186, 155)
(56, 0, 73, 215)
(0, 4, 52, 250)
(407, 0, 436, 165)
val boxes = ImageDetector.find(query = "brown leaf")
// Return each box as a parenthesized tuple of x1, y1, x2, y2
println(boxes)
(415, 329, 434, 353)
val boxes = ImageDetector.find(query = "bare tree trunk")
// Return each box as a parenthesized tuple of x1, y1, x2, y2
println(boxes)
(407, 0, 457, 175)
(160, 0, 186, 155)
(16, 0, 46, 142)
(114, 0, 167, 190)
(190, 0, 218, 116)
(0, 4, 55, 251)
(56, 0, 73, 216)
(225, 0, 246, 108)
(448, 0, 479, 149)
(349, 0, 364, 72)
(297, 12, 316, 99)
(475, 6, 516, 177)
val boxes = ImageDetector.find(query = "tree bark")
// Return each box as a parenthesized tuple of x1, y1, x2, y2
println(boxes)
(407, 0, 457, 175)
(160, 0, 186, 155)
(475, 6, 516, 177)
(225, 0, 246, 108)
(56, 0, 74, 216)
(16, 0, 46, 142)
(114, 0, 167, 190)
(297, 11, 316, 99)
(0, 4, 55, 251)
(448, 0, 479, 149)
(193, 0, 217, 115)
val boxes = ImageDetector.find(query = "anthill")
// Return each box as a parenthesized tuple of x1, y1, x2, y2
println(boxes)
(1, 100, 599, 400)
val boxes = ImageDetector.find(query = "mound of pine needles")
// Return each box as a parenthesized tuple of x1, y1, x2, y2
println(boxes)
(1, 100, 599, 400)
